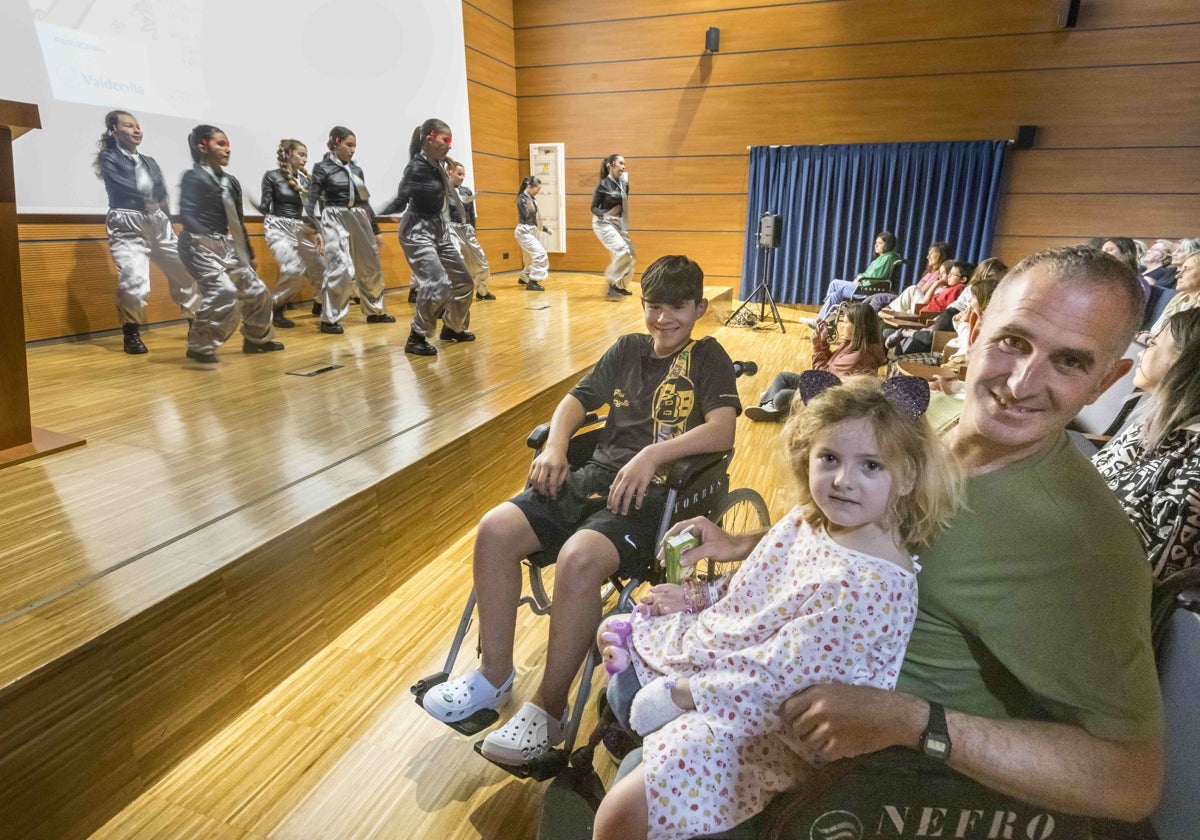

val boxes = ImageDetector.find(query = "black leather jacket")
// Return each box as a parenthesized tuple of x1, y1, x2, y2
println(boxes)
(97, 147, 169, 211)
(380, 153, 449, 218)
(260, 169, 311, 220)
(591, 175, 628, 218)
(178, 165, 254, 259)
(449, 184, 476, 226)
(517, 191, 548, 231)
(307, 156, 379, 234)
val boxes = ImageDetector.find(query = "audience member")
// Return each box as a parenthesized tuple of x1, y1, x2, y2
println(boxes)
(809, 231, 901, 323)
(1142, 239, 1175, 287)
(592, 374, 963, 840)
(420, 256, 741, 767)
(1150, 250, 1200, 333)
(878, 241, 953, 314)
(747, 302, 885, 422)
(1095, 308, 1200, 580)
(660, 246, 1163, 826)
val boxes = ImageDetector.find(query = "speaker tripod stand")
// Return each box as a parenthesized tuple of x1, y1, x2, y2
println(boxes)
(726, 243, 786, 333)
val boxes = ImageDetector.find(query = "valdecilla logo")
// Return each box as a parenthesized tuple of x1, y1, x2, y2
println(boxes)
(811, 810, 864, 840)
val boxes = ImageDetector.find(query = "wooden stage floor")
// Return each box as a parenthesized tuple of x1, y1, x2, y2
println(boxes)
(0, 271, 817, 838)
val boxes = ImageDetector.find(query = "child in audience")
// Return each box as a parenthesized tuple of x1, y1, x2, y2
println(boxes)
(593, 372, 964, 840)
(747, 302, 885, 421)
(178, 125, 283, 364)
(880, 241, 953, 314)
(421, 255, 741, 768)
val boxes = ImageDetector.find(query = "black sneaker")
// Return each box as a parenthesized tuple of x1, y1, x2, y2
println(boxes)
(319, 321, 344, 335)
(186, 348, 218, 364)
(311, 301, 323, 317)
(525, 280, 545, 292)
(518, 277, 527, 286)
(476, 291, 496, 301)
(351, 296, 361, 305)
(405, 331, 437, 356)
(439, 326, 476, 343)
(122, 323, 148, 355)
(273, 308, 295, 328)
(617, 287, 633, 296)
(366, 313, 396, 324)
(243, 339, 285, 353)
(407, 288, 418, 303)
(606, 285, 623, 301)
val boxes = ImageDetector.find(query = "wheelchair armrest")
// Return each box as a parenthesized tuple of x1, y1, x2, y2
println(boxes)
(663, 450, 730, 491)
(527, 412, 601, 450)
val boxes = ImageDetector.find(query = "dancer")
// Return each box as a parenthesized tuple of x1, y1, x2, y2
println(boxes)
(593, 372, 963, 840)
(94, 110, 201, 353)
(447, 158, 493, 301)
(177, 125, 283, 364)
(381, 119, 476, 357)
(592, 154, 635, 300)
(260, 139, 326, 328)
(306, 126, 393, 334)
(515, 176, 551, 291)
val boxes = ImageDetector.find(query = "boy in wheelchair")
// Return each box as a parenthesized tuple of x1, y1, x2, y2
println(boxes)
(421, 254, 742, 766)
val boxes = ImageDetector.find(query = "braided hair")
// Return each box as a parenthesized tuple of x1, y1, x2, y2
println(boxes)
(276, 138, 310, 195)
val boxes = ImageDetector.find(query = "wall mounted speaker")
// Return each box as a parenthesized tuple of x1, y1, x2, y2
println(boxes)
(705, 27, 720, 52)
(1015, 125, 1038, 150)
(1058, 0, 1081, 28)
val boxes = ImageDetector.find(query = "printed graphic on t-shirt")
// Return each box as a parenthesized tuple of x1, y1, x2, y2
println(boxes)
(652, 344, 696, 449)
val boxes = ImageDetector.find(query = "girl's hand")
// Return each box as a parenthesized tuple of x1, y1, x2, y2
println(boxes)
(638, 584, 686, 617)
(314, 233, 326, 258)
(375, 234, 384, 250)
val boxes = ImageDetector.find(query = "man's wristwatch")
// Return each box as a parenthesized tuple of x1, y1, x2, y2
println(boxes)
(919, 701, 952, 762)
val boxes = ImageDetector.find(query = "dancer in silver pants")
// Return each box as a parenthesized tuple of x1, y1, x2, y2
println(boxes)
(592, 216, 635, 290)
(265, 215, 325, 313)
(179, 233, 274, 354)
(450, 222, 491, 298)
(402, 213, 475, 337)
(591, 154, 635, 297)
(319, 204, 386, 324)
(515, 177, 551, 290)
(95, 109, 201, 353)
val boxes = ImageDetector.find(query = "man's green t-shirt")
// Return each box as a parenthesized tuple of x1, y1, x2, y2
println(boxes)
(897, 433, 1163, 741)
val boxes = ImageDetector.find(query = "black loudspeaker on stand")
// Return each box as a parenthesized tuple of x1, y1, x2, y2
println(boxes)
(726, 211, 786, 333)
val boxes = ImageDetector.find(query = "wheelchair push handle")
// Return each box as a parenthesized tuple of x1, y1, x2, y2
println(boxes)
(732, 360, 757, 377)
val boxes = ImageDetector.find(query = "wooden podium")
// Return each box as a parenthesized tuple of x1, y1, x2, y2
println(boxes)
(0, 100, 84, 468)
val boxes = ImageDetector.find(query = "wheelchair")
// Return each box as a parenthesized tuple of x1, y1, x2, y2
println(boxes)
(410, 369, 770, 785)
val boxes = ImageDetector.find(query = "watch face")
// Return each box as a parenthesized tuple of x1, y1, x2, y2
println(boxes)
(924, 734, 951, 760)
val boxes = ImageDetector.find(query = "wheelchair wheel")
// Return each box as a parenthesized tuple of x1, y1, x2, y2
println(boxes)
(702, 488, 770, 579)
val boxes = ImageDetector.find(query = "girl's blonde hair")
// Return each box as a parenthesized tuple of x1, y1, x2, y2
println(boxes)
(782, 375, 964, 550)
(276, 139, 311, 196)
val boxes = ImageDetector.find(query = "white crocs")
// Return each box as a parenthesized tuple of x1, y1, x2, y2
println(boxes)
(422, 668, 515, 723)
(479, 701, 568, 765)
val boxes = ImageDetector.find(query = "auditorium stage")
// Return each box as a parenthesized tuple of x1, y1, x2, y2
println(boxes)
(0, 272, 756, 839)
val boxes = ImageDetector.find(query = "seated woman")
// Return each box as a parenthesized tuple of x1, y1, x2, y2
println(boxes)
(1102, 237, 1149, 300)
(1142, 239, 1176, 287)
(1149, 250, 1200, 335)
(747, 302, 885, 421)
(809, 230, 900, 323)
(1094, 308, 1200, 580)
(877, 240, 953, 314)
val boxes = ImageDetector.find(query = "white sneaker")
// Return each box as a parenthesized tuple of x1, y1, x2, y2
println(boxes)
(745, 404, 782, 422)
(479, 701, 568, 765)
(422, 668, 514, 723)
(800, 317, 819, 329)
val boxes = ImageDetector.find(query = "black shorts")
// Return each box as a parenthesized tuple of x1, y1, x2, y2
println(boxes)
(510, 461, 667, 578)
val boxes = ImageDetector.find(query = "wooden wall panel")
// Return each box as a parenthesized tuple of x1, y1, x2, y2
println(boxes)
(1003, 148, 1200, 196)
(997, 194, 1200, 240)
(515, 0, 797, 28)
(466, 0, 514, 27)
(562, 156, 748, 197)
(550, 230, 745, 279)
(465, 46, 516, 95)
(470, 152, 520, 204)
(516, 0, 1198, 67)
(467, 82, 519, 158)
(462, 2, 516, 66)
(518, 25, 1198, 97)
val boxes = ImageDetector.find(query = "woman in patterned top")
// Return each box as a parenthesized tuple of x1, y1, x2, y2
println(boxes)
(593, 373, 963, 840)
(1094, 307, 1200, 579)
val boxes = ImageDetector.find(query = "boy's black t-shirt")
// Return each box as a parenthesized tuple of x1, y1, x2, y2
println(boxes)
(570, 334, 741, 471)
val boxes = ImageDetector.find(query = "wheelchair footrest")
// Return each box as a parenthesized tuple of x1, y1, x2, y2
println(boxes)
(473, 741, 569, 781)
(410, 673, 501, 736)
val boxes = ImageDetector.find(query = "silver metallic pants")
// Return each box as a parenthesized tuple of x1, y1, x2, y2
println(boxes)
(592, 216, 635, 290)
(450, 222, 491, 295)
(106, 208, 201, 324)
(400, 212, 474, 336)
(319, 205, 385, 324)
(264, 215, 326, 309)
(514, 223, 548, 283)
(178, 232, 275, 354)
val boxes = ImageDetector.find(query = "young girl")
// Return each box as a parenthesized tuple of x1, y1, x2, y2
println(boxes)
(446, 158, 493, 301)
(260, 139, 326, 328)
(592, 153, 635, 300)
(305, 126, 392, 334)
(94, 110, 200, 353)
(178, 125, 283, 364)
(879, 241, 953, 314)
(593, 372, 963, 840)
(747, 302, 886, 421)
(380, 119, 475, 357)
(515, 176, 552, 291)
(884, 260, 972, 353)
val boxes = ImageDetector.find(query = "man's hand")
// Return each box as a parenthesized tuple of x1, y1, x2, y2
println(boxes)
(657, 516, 760, 570)
(608, 448, 660, 515)
(781, 684, 926, 765)
(528, 446, 570, 499)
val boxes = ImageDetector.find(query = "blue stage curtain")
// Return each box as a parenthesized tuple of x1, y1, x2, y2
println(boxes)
(741, 141, 1008, 304)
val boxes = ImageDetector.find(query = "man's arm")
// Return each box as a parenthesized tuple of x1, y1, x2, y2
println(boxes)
(607, 405, 736, 515)
(782, 683, 1165, 821)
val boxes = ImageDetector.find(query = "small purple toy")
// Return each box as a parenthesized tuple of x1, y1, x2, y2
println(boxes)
(600, 603, 650, 675)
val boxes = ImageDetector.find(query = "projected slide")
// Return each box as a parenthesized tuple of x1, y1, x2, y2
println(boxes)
(5, 0, 474, 214)
(31, 0, 209, 117)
